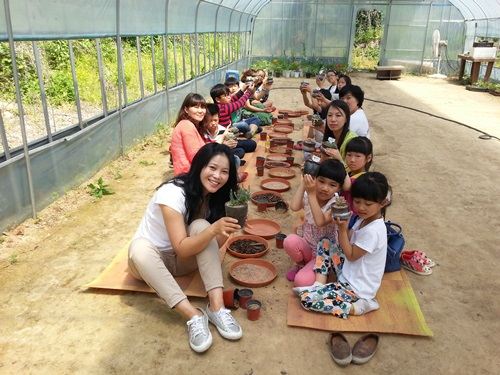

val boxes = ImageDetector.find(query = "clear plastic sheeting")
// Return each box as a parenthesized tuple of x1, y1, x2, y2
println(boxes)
(252, 0, 497, 75)
(0, 0, 268, 40)
(0, 0, 499, 233)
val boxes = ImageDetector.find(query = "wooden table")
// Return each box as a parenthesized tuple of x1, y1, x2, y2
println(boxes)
(458, 54, 498, 84)
(374, 65, 405, 80)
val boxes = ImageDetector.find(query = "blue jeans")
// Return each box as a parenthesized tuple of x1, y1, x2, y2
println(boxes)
(233, 117, 262, 134)
(236, 140, 257, 153)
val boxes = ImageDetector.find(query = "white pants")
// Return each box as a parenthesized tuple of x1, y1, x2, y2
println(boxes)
(128, 219, 223, 308)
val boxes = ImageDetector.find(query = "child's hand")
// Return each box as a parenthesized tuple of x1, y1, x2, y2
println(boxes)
(303, 174, 316, 194)
(333, 214, 352, 231)
(324, 147, 342, 161)
(262, 82, 272, 90)
(223, 139, 237, 148)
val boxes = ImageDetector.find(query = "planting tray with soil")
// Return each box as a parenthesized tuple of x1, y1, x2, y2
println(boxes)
(264, 161, 290, 169)
(226, 235, 269, 258)
(273, 125, 294, 134)
(260, 178, 291, 192)
(251, 190, 284, 206)
(268, 167, 296, 179)
(229, 259, 278, 287)
(243, 218, 281, 239)
(269, 146, 291, 154)
(267, 132, 290, 140)
(266, 153, 288, 162)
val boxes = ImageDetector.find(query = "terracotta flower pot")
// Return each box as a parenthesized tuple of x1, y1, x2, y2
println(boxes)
(223, 288, 240, 309)
(256, 156, 265, 167)
(238, 289, 254, 309)
(245, 299, 262, 321)
(275, 233, 286, 248)
(260, 132, 268, 141)
(256, 166, 265, 176)
(256, 200, 267, 212)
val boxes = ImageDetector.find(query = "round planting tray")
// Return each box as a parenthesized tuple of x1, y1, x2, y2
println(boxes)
(243, 218, 281, 239)
(251, 191, 284, 207)
(274, 125, 294, 134)
(266, 153, 289, 163)
(226, 234, 269, 259)
(264, 161, 290, 169)
(260, 178, 291, 192)
(268, 167, 296, 180)
(229, 259, 278, 287)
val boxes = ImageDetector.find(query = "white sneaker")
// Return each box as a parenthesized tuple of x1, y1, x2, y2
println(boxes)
(352, 298, 380, 315)
(206, 304, 243, 340)
(186, 308, 213, 353)
(292, 281, 323, 296)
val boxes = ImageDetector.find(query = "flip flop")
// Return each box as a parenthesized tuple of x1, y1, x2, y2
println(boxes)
(237, 172, 248, 183)
(402, 250, 435, 267)
(401, 253, 432, 276)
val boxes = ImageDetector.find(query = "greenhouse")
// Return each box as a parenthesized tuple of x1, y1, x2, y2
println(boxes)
(0, 0, 499, 231)
(0, 1, 499, 373)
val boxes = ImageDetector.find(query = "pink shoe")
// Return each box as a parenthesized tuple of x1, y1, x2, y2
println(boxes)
(286, 265, 303, 281)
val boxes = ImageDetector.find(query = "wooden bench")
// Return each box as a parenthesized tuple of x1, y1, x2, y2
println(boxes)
(375, 65, 405, 80)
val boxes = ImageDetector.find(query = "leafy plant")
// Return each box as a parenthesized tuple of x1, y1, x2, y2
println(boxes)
(8, 253, 18, 264)
(139, 160, 156, 166)
(332, 196, 349, 208)
(87, 177, 114, 198)
(228, 186, 251, 206)
(322, 140, 338, 149)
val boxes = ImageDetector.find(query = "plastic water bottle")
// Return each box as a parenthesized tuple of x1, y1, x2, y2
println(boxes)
(265, 134, 271, 152)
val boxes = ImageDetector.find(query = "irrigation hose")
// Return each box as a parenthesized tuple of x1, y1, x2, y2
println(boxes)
(273, 86, 498, 142)
(364, 98, 498, 141)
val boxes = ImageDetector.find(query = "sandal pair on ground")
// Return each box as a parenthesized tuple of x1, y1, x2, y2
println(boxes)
(401, 250, 436, 276)
(327, 331, 380, 366)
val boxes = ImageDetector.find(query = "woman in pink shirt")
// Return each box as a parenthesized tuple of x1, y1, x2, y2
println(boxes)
(170, 93, 207, 176)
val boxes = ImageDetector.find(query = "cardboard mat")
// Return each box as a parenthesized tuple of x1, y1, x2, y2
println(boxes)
(287, 270, 433, 336)
(84, 138, 267, 297)
(85, 241, 227, 298)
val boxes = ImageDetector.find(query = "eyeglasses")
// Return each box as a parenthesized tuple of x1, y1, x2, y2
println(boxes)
(327, 74, 336, 77)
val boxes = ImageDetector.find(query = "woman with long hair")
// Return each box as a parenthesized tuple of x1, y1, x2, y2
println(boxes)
(128, 143, 243, 353)
(322, 100, 358, 162)
(170, 93, 208, 176)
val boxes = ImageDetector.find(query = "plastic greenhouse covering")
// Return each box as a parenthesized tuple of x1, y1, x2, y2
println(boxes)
(0, 0, 498, 232)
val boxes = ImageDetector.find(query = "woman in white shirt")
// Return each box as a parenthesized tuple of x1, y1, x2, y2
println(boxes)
(128, 143, 243, 353)
(339, 85, 370, 138)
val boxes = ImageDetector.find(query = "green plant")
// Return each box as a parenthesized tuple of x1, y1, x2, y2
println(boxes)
(8, 253, 18, 264)
(139, 160, 156, 166)
(322, 140, 338, 149)
(87, 177, 114, 198)
(471, 80, 493, 89)
(228, 186, 251, 206)
(0, 236, 5, 244)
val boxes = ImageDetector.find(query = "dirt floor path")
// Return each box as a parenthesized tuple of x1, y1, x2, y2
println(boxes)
(1, 73, 499, 374)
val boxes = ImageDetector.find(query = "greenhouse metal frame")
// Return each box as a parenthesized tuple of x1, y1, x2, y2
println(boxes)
(0, 0, 498, 232)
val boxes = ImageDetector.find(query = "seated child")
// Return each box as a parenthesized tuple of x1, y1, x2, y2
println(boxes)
(203, 104, 245, 170)
(225, 76, 262, 140)
(341, 136, 373, 216)
(210, 83, 258, 153)
(284, 159, 350, 287)
(293, 172, 390, 319)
